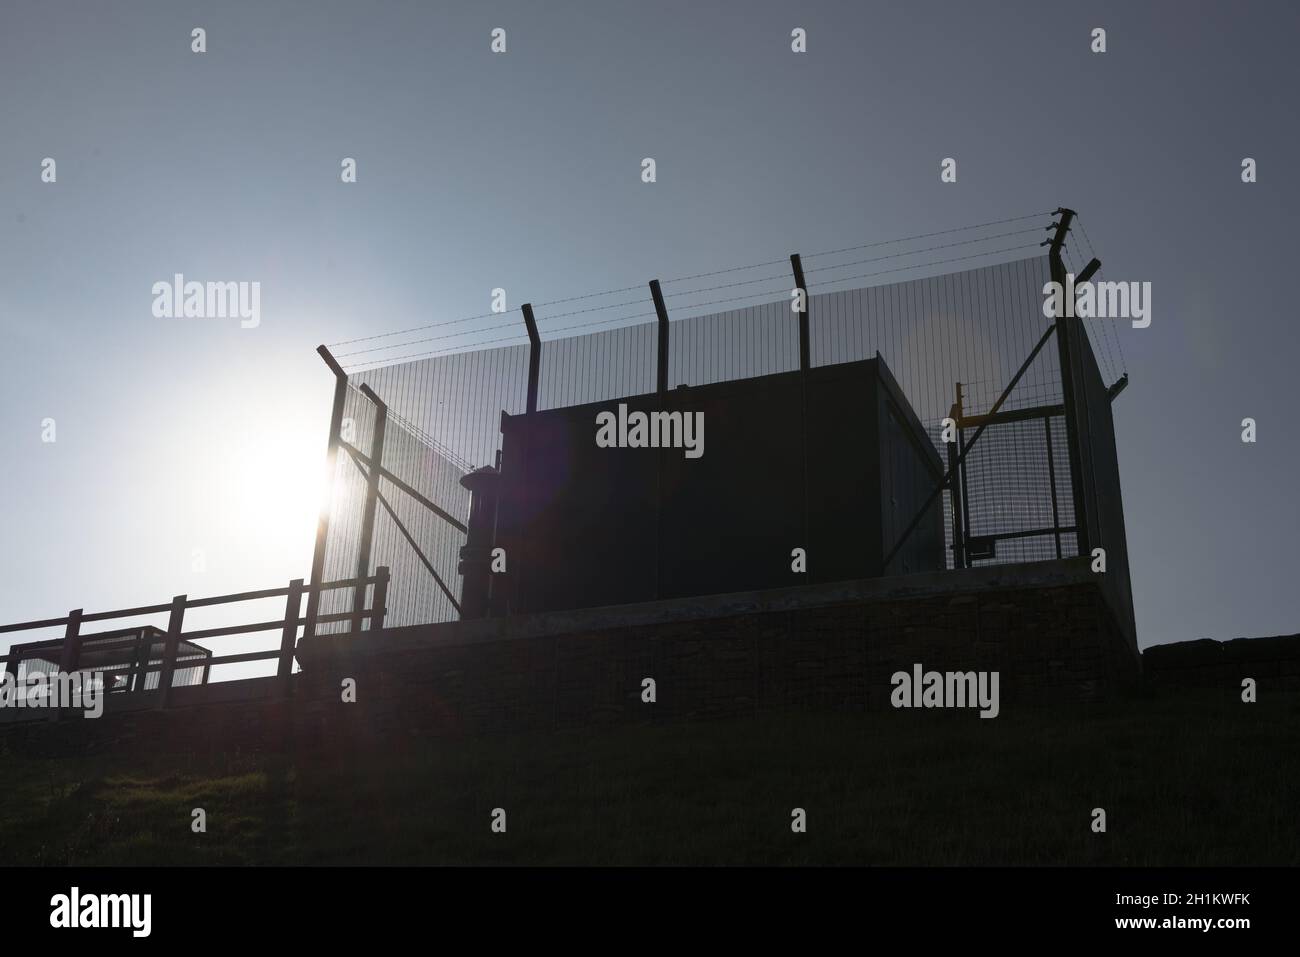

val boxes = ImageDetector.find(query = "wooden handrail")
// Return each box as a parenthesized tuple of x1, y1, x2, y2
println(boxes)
(0, 574, 387, 638)
(80, 603, 175, 623)
(181, 619, 299, 642)
(1, 567, 391, 711)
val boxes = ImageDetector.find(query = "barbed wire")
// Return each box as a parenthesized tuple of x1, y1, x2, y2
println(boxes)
(329, 210, 1056, 350)
(341, 239, 1050, 372)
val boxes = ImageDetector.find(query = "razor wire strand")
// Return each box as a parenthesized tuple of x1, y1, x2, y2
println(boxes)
(1064, 240, 1121, 387)
(335, 225, 1048, 359)
(341, 239, 1053, 371)
(327, 210, 1058, 350)
(1075, 213, 1127, 377)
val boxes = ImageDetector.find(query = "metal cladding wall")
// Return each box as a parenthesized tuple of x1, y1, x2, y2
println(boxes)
(1072, 329, 1137, 653)
(495, 356, 945, 615)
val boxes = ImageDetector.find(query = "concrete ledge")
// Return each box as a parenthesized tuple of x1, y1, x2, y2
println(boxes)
(2, 557, 1142, 749)
(298, 557, 1100, 668)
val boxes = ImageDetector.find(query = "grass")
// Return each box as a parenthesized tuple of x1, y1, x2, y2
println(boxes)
(2, 689, 1298, 865)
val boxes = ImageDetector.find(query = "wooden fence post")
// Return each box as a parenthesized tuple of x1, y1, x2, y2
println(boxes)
(57, 608, 84, 675)
(278, 578, 305, 696)
(50, 609, 84, 721)
(156, 595, 186, 709)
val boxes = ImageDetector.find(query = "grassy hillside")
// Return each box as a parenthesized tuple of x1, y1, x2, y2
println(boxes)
(2, 690, 1297, 866)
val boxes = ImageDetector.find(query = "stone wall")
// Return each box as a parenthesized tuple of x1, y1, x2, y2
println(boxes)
(2, 559, 1142, 757)
(1142, 634, 1300, 694)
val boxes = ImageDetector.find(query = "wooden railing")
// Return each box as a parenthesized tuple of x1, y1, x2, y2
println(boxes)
(0, 566, 389, 708)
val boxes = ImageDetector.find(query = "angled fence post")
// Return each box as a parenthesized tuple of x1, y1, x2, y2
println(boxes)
(522, 303, 541, 414)
(790, 254, 811, 374)
(650, 279, 670, 396)
(278, 578, 305, 696)
(512, 303, 542, 613)
(156, 595, 186, 709)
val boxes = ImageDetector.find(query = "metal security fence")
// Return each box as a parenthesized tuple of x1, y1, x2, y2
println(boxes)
(309, 210, 1133, 644)
(941, 409, 1078, 567)
(314, 384, 469, 635)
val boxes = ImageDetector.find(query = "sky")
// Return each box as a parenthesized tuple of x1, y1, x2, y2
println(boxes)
(0, 0, 1296, 662)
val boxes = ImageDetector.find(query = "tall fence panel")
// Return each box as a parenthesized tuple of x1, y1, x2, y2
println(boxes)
(317, 247, 1130, 628)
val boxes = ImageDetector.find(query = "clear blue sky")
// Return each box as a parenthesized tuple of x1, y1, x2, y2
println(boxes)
(0, 0, 1296, 657)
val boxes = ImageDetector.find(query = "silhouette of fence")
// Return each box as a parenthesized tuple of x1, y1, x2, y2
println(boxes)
(310, 211, 1132, 643)
(0, 570, 387, 709)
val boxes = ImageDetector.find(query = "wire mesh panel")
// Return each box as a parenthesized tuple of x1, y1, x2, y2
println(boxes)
(317, 385, 471, 633)
(370, 410, 470, 628)
(952, 414, 1077, 568)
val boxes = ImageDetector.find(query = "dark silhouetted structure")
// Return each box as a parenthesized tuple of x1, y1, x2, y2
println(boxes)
(478, 355, 944, 615)
(309, 212, 1136, 656)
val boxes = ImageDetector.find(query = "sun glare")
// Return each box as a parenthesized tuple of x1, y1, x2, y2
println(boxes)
(218, 425, 328, 565)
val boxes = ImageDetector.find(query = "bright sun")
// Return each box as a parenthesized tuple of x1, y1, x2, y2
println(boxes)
(217, 425, 329, 565)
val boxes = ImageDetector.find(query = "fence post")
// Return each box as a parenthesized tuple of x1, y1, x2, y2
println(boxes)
(278, 578, 305, 696)
(156, 595, 186, 710)
(522, 303, 541, 414)
(650, 280, 670, 396)
(790, 254, 810, 374)
(352, 385, 388, 634)
(1047, 207, 1090, 556)
(57, 608, 84, 675)
(370, 566, 390, 631)
(304, 345, 350, 642)
(790, 253, 812, 579)
(47, 609, 84, 720)
(649, 280, 672, 600)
